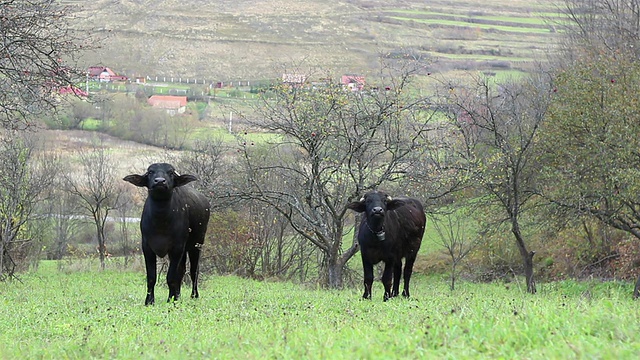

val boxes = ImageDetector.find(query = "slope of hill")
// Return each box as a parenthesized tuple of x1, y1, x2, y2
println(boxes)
(64, 0, 561, 81)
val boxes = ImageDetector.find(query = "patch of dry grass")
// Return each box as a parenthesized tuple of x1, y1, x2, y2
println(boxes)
(39, 129, 181, 175)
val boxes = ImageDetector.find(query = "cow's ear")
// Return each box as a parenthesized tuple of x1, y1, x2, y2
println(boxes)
(386, 199, 406, 211)
(346, 201, 366, 213)
(123, 174, 147, 188)
(174, 174, 197, 187)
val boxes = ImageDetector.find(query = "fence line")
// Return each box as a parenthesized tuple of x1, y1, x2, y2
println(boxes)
(88, 82, 261, 100)
(144, 76, 270, 88)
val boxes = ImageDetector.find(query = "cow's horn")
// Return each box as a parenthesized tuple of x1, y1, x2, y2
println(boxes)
(359, 197, 364, 202)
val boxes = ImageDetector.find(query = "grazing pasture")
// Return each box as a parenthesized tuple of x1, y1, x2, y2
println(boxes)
(1, 262, 638, 359)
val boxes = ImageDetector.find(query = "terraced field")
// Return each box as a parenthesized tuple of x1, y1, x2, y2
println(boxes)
(373, 0, 560, 71)
(63, 0, 562, 81)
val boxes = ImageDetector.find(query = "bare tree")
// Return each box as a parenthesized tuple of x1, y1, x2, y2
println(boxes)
(204, 209, 259, 275)
(250, 203, 309, 280)
(432, 212, 478, 291)
(42, 185, 82, 262)
(64, 136, 123, 270)
(231, 62, 447, 288)
(178, 136, 316, 280)
(439, 72, 552, 294)
(556, 0, 640, 61)
(0, 0, 90, 129)
(114, 188, 136, 267)
(68, 99, 97, 130)
(0, 131, 57, 280)
(161, 114, 197, 150)
(178, 137, 228, 200)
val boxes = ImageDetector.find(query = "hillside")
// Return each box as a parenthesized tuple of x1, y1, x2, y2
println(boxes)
(64, 0, 561, 82)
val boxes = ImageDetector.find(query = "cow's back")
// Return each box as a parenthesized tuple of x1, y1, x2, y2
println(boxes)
(384, 198, 426, 256)
(173, 186, 210, 242)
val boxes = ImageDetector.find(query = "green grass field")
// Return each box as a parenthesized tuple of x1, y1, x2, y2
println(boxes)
(1, 261, 638, 359)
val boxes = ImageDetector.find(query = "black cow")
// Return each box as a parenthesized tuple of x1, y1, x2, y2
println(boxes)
(347, 191, 426, 301)
(124, 163, 210, 305)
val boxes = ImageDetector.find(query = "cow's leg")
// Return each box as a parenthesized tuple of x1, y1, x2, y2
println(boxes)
(188, 244, 202, 299)
(402, 253, 418, 298)
(166, 248, 187, 303)
(392, 260, 402, 298)
(362, 257, 374, 300)
(142, 243, 156, 306)
(381, 261, 394, 301)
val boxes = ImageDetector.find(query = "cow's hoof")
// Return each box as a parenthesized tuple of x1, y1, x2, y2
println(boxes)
(145, 294, 155, 306)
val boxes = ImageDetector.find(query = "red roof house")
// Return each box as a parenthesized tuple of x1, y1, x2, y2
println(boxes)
(87, 66, 128, 82)
(147, 95, 188, 116)
(58, 85, 88, 97)
(341, 75, 365, 92)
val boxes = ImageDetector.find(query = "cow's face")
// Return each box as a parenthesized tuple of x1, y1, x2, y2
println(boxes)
(123, 163, 196, 199)
(347, 191, 405, 220)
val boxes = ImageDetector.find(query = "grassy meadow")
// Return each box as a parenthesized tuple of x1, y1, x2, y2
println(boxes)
(9, 1, 636, 358)
(1, 261, 638, 359)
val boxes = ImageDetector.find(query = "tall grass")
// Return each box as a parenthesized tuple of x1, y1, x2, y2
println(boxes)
(1, 263, 638, 359)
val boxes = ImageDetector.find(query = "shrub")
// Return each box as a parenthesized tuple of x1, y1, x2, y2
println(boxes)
(201, 210, 262, 276)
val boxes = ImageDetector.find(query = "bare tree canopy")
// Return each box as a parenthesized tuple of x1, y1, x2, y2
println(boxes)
(439, 72, 553, 294)
(557, 0, 640, 61)
(231, 62, 458, 288)
(0, 131, 57, 280)
(431, 212, 478, 291)
(0, 0, 89, 129)
(63, 137, 124, 270)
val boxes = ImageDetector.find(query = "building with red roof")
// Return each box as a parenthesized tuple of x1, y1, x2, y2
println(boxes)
(147, 95, 188, 116)
(87, 66, 128, 82)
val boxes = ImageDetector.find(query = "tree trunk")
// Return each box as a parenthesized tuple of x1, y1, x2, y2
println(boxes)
(512, 220, 536, 294)
(633, 276, 640, 299)
(326, 240, 359, 289)
(0, 239, 4, 279)
(523, 250, 536, 294)
(97, 225, 106, 271)
(98, 241, 105, 270)
(327, 260, 344, 289)
(450, 263, 456, 291)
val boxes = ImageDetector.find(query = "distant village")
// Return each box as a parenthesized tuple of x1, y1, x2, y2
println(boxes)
(77, 66, 368, 116)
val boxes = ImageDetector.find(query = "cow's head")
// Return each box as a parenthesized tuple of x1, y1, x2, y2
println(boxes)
(347, 191, 405, 239)
(123, 163, 197, 200)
